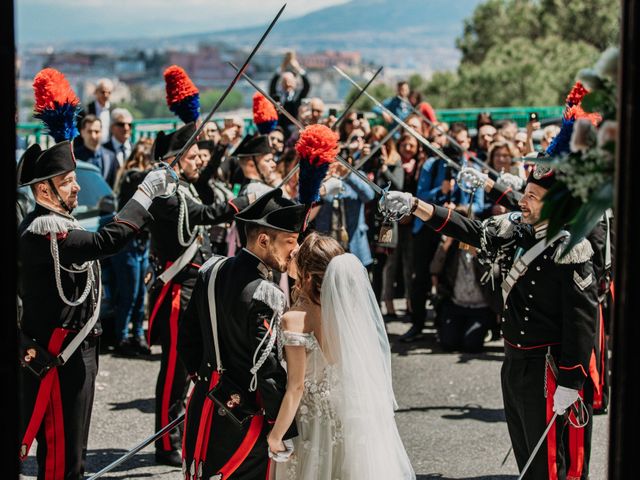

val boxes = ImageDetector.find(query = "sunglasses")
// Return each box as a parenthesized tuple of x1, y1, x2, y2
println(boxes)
(114, 122, 132, 128)
(311, 109, 323, 114)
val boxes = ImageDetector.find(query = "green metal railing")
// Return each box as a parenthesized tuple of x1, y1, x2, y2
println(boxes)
(16, 106, 563, 148)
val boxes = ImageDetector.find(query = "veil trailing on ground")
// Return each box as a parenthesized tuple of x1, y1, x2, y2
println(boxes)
(321, 253, 415, 479)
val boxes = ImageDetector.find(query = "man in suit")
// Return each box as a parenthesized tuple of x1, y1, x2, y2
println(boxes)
(74, 115, 119, 188)
(103, 107, 133, 168)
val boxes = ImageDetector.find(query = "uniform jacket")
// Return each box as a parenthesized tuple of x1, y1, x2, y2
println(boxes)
(18, 199, 151, 345)
(424, 206, 598, 390)
(178, 249, 296, 437)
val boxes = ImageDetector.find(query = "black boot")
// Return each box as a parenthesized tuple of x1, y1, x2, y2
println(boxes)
(155, 449, 182, 467)
(398, 324, 424, 343)
(113, 338, 140, 357)
(132, 335, 151, 355)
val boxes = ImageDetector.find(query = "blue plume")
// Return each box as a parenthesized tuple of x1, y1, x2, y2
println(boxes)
(546, 117, 574, 157)
(256, 120, 278, 134)
(34, 103, 79, 143)
(298, 159, 330, 206)
(169, 94, 200, 124)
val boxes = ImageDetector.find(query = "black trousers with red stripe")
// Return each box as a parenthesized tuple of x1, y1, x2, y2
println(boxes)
(19, 336, 99, 480)
(502, 348, 593, 480)
(148, 280, 192, 454)
(182, 376, 271, 480)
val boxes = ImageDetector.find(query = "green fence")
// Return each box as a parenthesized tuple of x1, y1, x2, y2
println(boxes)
(17, 106, 563, 148)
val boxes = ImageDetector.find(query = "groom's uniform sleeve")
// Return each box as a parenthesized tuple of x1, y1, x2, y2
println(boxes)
(250, 299, 298, 439)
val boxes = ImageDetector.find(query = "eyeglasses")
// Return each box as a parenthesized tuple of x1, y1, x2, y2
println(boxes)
(114, 122, 132, 128)
(99, 90, 111, 94)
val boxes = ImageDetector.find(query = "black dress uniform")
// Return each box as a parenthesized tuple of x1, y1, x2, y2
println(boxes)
(178, 189, 305, 480)
(421, 190, 598, 478)
(485, 178, 612, 479)
(146, 123, 249, 461)
(17, 141, 153, 480)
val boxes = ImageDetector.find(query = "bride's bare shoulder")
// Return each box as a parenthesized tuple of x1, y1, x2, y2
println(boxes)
(281, 309, 307, 333)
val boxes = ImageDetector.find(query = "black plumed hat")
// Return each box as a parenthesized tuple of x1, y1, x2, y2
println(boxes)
(17, 141, 76, 186)
(235, 188, 306, 234)
(151, 122, 197, 161)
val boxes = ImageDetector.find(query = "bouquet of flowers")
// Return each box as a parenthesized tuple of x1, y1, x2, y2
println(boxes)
(536, 47, 618, 252)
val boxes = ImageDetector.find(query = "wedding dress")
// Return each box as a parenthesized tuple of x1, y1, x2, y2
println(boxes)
(276, 253, 415, 480)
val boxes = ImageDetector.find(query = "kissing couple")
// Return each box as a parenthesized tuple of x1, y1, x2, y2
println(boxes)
(178, 187, 415, 480)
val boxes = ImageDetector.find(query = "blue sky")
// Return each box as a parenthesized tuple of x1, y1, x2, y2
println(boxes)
(16, 0, 348, 44)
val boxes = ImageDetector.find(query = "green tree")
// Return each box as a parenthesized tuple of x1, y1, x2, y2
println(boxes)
(426, 0, 620, 108)
(200, 89, 244, 113)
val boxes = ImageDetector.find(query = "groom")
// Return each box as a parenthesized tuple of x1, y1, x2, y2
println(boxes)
(178, 188, 305, 480)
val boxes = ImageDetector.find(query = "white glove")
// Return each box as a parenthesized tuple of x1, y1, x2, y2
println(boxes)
(322, 177, 343, 197)
(379, 191, 413, 217)
(140, 166, 178, 199)
(553, 386, 579, 415)
(268, 439, 295, 463)
(497, 172, 525, 191)
(457, 166, 488, 192)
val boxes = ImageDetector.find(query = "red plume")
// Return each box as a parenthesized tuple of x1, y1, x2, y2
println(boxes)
(33, 68, 79, 113)
(565, 105, 602, 127)
(565, 82, 589, 107)
(164, 65, 199, 106)
(253, 92, 278, 124)
(295, 124, 339, 166)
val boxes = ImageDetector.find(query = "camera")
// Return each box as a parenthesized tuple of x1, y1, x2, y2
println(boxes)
(529, 112, 539, 122)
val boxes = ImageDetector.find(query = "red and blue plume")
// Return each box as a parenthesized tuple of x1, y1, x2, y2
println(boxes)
(33, 68, 80, 143)
(252, 93, 279, 134)
(164, 65, 200, 123)
(295, 124, 339, 206)
(546, 82, 601, 156)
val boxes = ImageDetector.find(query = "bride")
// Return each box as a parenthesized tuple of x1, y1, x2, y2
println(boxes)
(268, 232, 415, 479)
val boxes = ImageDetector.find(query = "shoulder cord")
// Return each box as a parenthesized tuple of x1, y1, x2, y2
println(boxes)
(249, 312, 282, 392)
(49, 234, 96, 307)
(177, 186, 201, 247)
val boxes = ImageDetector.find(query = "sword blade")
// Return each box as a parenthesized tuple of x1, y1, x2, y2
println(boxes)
(402, 98, 500, 176)
(86, 413, 185, 480)
(332, 66, 383, 131)
(334, 66, 464, 173)
(517, 412, 558, 480)
(168, 4, 287, 168)
(230, 63, 383, 195)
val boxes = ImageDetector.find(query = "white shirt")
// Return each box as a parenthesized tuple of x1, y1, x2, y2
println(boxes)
(95, 101, 111, 143)
(111, 137, 132, 167)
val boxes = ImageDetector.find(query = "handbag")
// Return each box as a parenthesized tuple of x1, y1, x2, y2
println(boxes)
(204, 258, 261, 427)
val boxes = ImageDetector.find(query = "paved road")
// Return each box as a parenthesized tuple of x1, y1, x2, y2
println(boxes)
(21, 313, 608, 479)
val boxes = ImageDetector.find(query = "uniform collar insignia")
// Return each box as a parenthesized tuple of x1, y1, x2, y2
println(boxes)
(534, 222, 548, 240)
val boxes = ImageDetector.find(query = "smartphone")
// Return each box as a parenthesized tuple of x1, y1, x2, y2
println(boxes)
(529, 112, 539, 122)
(329, 108, 338, 117)
(357, 112, 365, 120)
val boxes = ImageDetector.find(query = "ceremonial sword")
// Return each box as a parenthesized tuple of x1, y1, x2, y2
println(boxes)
(516, 412, 558, 480)
(399, 97, 501, 176)
(229, 63, 385, 196)
(86, 413, 185, 480)
(333, 66, 502, 179)
(167, 3, 287, 169)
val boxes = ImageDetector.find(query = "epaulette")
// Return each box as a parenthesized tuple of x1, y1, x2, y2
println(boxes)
(199, 255, 225, 274)
(26, 213, 78, 236)
(484, 211, 521, 238)
(553, 237, 594, 264)
(253, 280, 286, 316)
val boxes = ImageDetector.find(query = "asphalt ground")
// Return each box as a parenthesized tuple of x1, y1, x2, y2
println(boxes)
(21, 308, 608, 480)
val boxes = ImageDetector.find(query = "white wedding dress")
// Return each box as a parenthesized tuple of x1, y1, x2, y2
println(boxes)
(275, 253, 415, 480)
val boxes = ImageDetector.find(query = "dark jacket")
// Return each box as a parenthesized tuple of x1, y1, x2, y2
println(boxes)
(424, 206, 598, 390)
(18, 200, 151, 344)
(178, 249, 296, 434)
(74, 144, 119, 188)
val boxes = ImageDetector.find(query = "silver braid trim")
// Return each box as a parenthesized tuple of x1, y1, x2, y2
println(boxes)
(249, 281, 287, 391)
(177, 187, 200, 247)
(49, 234, 96, 307)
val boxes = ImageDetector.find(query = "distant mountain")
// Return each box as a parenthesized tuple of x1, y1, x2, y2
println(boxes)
(29, 0, 484, 73)
(168, 0, 484, 71)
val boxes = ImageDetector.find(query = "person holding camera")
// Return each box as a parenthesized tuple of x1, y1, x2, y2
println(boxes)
(269, 51, 310, 138)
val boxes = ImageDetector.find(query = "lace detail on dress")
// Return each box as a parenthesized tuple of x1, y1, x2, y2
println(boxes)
(281, 331, 319, 349)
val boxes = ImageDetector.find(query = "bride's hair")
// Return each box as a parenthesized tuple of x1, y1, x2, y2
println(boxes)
(294, 232, 344, 305)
